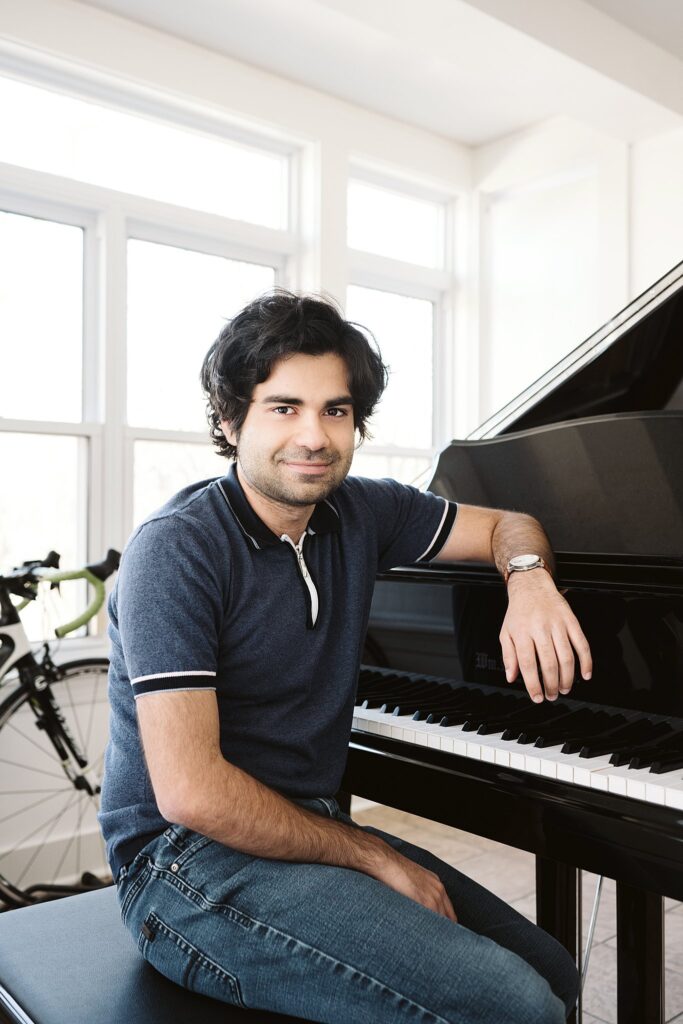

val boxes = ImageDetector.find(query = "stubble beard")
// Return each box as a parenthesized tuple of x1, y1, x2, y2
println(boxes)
(239, 448, 354, 508)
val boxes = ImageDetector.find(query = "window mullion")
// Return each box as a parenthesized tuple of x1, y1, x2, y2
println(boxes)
(100, 204, 128, 553)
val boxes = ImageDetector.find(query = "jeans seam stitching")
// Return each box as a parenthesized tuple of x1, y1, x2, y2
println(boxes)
(250, 919, 452, 1024)
(146, 910, 244, 1005)
(119, 859, 151, 921)
(153, 872, 451, 1024)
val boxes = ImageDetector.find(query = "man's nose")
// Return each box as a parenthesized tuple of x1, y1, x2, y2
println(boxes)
(292, 414, 329, 451)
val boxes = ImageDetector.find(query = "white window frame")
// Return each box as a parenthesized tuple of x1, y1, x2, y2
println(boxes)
(346, 163, 463, 484)
(0, 63, 302, 651)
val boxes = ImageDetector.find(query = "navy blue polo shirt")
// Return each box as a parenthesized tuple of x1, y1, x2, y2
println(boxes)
(98, 465, 457, 878)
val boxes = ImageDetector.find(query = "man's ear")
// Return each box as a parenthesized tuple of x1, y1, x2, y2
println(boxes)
(220, 419, 237, 447)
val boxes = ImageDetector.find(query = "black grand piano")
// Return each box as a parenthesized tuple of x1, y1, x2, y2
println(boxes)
(341, 261, 683, 1024)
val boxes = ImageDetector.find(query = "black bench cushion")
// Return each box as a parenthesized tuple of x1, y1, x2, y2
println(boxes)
(0, 887, 312, 1024)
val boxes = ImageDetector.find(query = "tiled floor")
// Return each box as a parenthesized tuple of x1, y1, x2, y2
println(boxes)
(351, 798, 683, 1024)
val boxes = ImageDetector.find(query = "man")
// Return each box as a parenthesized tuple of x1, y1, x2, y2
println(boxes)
(99, 291, 591, 1024)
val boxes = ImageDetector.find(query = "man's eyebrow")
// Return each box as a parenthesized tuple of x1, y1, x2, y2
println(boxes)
(260, 395, 354, 407)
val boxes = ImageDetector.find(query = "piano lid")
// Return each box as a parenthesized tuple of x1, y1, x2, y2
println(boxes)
(426, 261, 683, 558)
(428, 411, 683, 558)
(468, 260, 683, 440)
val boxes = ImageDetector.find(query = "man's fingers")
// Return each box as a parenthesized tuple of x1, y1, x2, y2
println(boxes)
(514, 637, 544, 703)
(552, 628, 576, 695)
(499, 630, 519, 683)
(535, 634, 559, 700)
(434, 881, 457, 922)
(443, 896, 458, 923)
(567, 619, 593, 680)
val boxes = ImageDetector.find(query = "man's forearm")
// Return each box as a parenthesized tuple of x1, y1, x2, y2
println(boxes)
(490, 511, 556, 579)
(171, 754, 384, 874)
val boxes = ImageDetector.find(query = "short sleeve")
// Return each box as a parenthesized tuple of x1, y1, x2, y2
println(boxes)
(113, 514, 225, 699)
(349, 477, 457, 572)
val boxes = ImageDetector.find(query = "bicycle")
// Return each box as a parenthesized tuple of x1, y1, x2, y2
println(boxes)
(0, 548, 120, 909)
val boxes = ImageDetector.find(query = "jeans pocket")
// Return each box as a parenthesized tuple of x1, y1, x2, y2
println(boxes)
(154, 827, 213, 874)
(118, 856, 152, 926)
(138, 909, 245, 1008)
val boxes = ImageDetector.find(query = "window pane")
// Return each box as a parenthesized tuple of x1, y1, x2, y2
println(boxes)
(0, 211, 83, 422)
(346, 286, 434, 449)
(0, 433, 87, 641)
(0, 76, 288, 229)
(127, 240, 275, 432)
(348, 180, 445, 268)
(350, 451, 433, 486)
(133, 440, 224, 526)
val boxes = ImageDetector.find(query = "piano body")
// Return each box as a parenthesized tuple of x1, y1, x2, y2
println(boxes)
(341, 261, 683, 1024)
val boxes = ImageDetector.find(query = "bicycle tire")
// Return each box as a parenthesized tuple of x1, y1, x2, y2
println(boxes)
(0, 658, 111, 907)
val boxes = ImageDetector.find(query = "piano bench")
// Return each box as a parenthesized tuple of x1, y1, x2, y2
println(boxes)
(0, 886, 313, 1024)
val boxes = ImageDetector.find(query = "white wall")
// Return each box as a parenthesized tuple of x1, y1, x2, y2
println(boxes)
(472, 116, 630, 424)
(630, 124, 683, 296)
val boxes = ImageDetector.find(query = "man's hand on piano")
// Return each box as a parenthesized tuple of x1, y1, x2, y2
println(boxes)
(500, 571, 592, 703)
(366, 840, 458, 923)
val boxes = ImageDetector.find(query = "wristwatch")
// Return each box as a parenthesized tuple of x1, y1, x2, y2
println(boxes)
(503, 554, 551, 585)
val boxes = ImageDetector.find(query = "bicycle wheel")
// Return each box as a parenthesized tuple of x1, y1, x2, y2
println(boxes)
(0, 658, 111, 906)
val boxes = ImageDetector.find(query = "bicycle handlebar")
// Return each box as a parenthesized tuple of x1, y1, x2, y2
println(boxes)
(2, 549, 121, 638)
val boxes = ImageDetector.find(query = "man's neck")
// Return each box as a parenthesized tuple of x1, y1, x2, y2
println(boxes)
(236, 463, 313, 541)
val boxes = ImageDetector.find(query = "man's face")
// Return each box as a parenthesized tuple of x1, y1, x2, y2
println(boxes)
(222, 352, 356, 508)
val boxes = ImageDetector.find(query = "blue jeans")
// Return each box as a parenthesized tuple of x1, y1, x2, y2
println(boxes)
(116, 797, 577, 1023)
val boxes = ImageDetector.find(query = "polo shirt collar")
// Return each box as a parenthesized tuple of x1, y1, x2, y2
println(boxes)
(218, 462, 340, 550)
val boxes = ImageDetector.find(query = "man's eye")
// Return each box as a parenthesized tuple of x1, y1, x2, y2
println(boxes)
(326, 407, 348, 417)
(273, 406, 293, 415)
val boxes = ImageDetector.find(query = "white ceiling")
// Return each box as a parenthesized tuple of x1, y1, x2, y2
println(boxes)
(583, 0, 683, 62)
(78, 0, 683, 145)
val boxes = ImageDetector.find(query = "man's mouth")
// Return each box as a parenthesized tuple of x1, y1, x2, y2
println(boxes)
(284, 461, 333, 475)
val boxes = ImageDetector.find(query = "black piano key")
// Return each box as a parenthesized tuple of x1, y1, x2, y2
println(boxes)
(529, 707, 604, 747)
(628, 732, 683, 768)
(476, 701, 561, 735)
(578, 720, 656, 759)
(361, 681, 450, 710)
(357, 672, 448, 697)
(609, 722, 674, 765)
(560, 713, 628, 754)
(359, 678, 444, 699)
(649, 752, 683, 774)
(409, 690, 513, 725)
(573, 720, 643, 761)
(512, 708, 576, 743)
(476, 703, 567, 741)
(390, 687, 479, 720)
(410, 690, 504, 723)
(389, 684, 475, 716)
(506, 708, 592, 743)
(461, 696, 524, 731)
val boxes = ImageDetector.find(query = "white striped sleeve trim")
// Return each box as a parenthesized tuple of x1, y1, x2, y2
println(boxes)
(131, 670, 217, 698)
(415, 499, 458, 562)
(131, 671, 217, 684)
(134, 686, 217, 699)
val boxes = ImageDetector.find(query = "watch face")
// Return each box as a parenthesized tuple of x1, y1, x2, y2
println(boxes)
(509, 554, 540, 570)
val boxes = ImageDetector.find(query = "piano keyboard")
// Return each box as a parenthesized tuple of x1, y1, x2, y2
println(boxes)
(352, 668, 683, 811)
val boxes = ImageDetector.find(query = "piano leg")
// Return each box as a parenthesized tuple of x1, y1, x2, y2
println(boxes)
(535, 857, 581, 1024)
(616, 882, 664, 1024)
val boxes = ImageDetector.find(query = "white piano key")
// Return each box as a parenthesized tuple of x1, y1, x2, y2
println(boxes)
(600, 762, 652, 801)
(353, 702, 683, 812)
(645, 769, 683, 809)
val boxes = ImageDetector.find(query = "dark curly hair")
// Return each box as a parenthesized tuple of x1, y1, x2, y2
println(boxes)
(200, 290, 388, 459)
